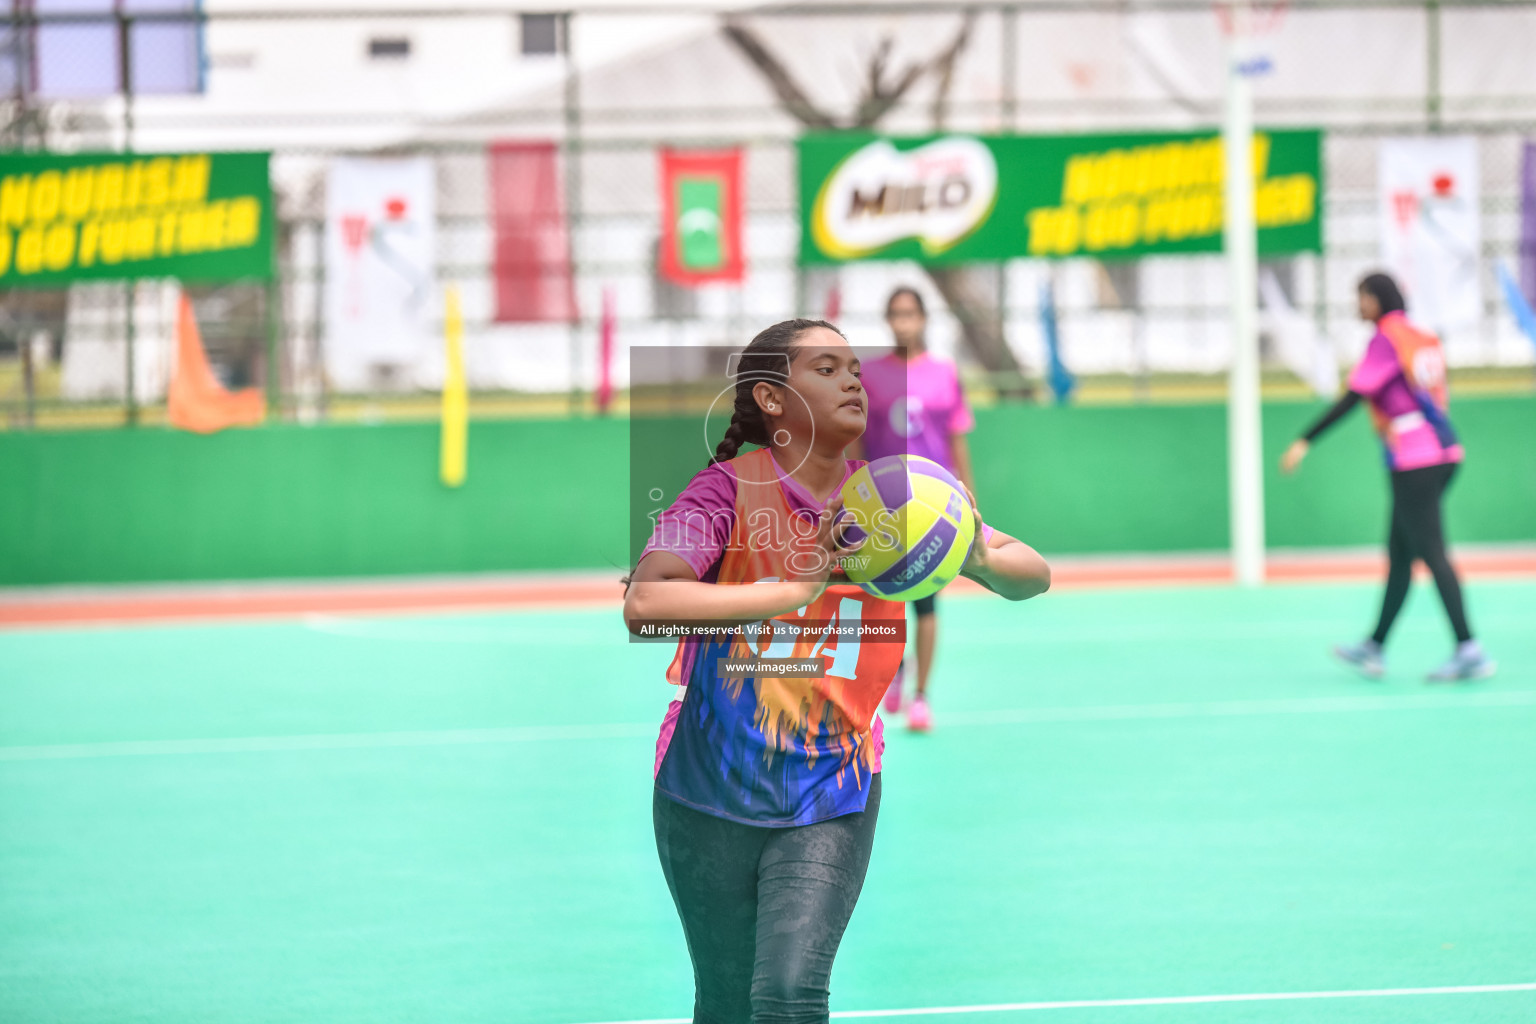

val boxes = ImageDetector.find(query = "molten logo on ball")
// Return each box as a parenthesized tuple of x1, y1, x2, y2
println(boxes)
(837, 454, 976, 603)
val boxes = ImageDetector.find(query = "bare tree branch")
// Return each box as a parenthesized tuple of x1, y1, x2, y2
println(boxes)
(721, 10, 1033, 396)
(866, 38, 894, 100)
(723, 15, 971, 131)
(929, 10, 977, 131)
(925, 266, 1030, 399)
(1122, 12, 1209, 120)
(921, 12, 1029, 396)
(851, 37, 928, 128)
(721, 19, 838, 130)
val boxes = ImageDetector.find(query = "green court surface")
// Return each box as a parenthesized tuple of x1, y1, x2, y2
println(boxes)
(2, 579, 1534, 1024)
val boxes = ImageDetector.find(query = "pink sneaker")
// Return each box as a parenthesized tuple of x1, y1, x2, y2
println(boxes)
(906, 696, 932, 732)
(883, 663, 905, 714)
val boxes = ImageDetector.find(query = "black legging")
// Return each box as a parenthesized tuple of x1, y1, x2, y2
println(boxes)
(1371, 463, 1473, 645)
(653, 776, 881, 1024)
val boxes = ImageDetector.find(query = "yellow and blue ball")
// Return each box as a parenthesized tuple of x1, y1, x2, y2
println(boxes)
(838, 455, 976, 602)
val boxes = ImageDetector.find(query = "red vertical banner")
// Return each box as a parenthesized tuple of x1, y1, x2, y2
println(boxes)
(823, 284, 842, 322)
(659, 148, 745, 287)
(490, 141, 579, 323)
(596, 287, 616, 415)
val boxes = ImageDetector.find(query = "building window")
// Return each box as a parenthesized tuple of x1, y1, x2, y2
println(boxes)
(368, 37, 411, 60)
(208, 52, 257, 71)
(520, 13, 561, 56)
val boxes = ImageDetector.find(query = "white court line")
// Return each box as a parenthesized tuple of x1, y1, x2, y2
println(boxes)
(298, 615, 1343, 646)
(568, 981, 1536, 1024)
(301, 614, 621, 645)
(941, 688, 1536, 727)
(0, 722, 655, 762)
(946, 611, 1536, 646)
(295, 610, 1536, 646)
(2, 690, 1532, 763)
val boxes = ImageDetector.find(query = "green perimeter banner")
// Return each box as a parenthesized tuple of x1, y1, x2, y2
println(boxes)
(799, 129, 1322, 265)
(0, 151, 274, 286)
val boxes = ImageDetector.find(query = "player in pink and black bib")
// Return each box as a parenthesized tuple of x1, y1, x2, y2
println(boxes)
(1282, 273, 1495, 682)
(624, 319, 1050, 1022)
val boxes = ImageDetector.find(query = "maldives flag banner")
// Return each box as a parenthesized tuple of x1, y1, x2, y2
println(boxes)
(490, 141, 578, 323)
(659, 148, 744, 286)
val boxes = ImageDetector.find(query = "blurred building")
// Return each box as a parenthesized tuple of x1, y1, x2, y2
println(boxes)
(8, 1, 1536, 403)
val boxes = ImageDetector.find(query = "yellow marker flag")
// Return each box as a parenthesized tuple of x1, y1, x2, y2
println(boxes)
(440, 286, 468, 487)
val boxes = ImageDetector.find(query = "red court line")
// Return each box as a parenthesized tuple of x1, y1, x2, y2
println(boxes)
(1269, 551, 1536, 581)
(3, 552, 1535, 630)
(1045, 551, 1536, 589)
(0, 581, 620, 630)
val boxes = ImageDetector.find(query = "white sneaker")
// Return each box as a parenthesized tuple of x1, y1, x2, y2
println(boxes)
(1427, 644, 1497, 683)
(1332, 640, 1384, 679)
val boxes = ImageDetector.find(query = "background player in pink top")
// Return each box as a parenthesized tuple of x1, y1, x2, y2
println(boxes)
(853, 286, 976, 731)
(1282, 272, 1495, 682)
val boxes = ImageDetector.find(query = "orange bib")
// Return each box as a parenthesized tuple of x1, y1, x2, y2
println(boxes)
(655, 449, 904, 823)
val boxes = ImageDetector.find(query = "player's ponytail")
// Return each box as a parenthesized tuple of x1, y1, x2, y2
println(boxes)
(623, 317, 846, 592)
(710, 318, 844, 468)
(712, 418, 752, 463)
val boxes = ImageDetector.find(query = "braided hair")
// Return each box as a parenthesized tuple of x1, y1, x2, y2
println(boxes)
(710, 318, 843, 467)
(622, 318, 844, 594)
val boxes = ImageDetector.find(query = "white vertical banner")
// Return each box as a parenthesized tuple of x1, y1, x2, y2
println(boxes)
(324, 157, 436, 392)
(1378, 137, 1482, 338)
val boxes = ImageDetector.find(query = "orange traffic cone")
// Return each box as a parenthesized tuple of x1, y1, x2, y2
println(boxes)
(167, 292, 265, 433)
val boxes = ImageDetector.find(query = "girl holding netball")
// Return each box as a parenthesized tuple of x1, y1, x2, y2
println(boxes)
(624, 318, 1048, 1023)
(1281, 272, 1495, 682)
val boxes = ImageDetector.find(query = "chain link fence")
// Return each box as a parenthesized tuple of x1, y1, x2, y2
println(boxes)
(2, 1, 1535, 428)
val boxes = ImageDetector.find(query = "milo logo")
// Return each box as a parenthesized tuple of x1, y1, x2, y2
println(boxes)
(811, 136, 998, 260)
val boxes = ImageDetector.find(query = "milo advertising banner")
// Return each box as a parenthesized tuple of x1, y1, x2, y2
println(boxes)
(800, 129, 1322, 265)
(0, 151, 274, 286)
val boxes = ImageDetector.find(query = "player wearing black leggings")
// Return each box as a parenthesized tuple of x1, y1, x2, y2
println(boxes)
(626, 320, 1051, 1023)
(1281, 273, 1495, 682)
(653, 777, 880, 1023)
